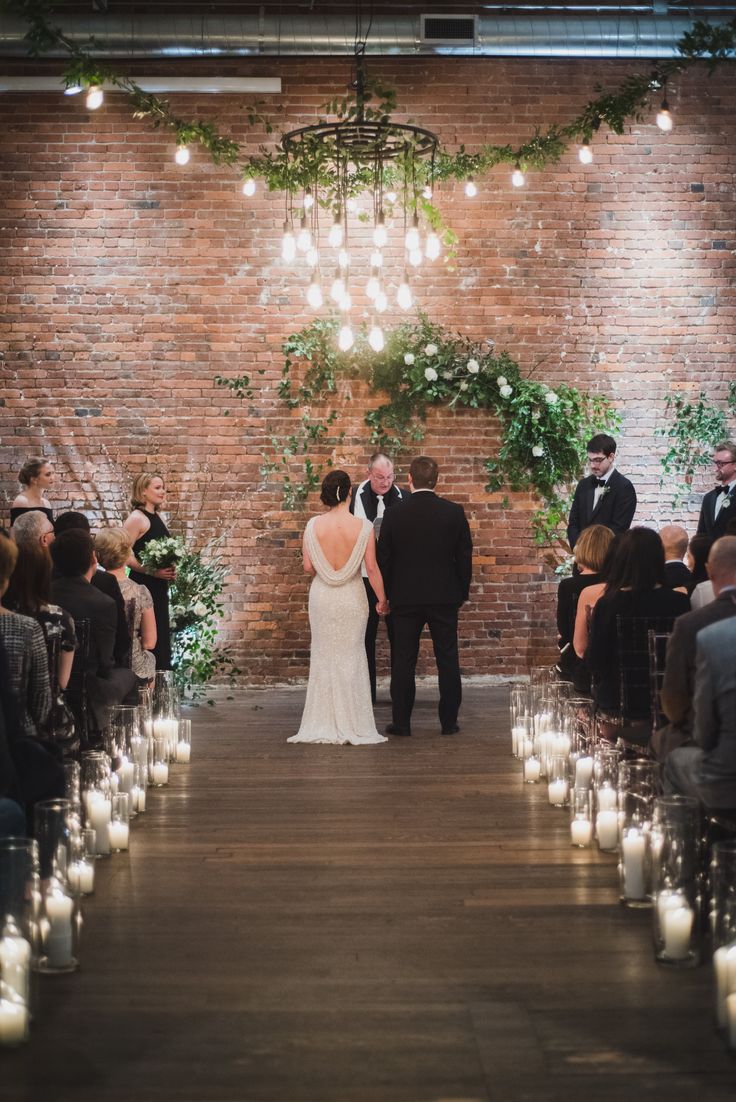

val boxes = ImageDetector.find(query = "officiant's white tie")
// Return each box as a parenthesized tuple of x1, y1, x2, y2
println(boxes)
(376, 494, 385, 519)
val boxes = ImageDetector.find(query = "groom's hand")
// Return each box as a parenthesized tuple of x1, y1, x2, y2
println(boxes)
(376, 599, 390, 616)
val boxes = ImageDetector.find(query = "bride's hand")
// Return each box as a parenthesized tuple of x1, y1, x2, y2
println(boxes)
(376, 599, 389, 616)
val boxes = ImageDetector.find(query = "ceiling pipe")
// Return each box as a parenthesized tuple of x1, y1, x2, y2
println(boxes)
(0, 10, 721, 59)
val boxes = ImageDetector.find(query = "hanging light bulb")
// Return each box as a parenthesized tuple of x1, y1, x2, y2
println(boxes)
(385, 191, 398, 204)
(405, 215, 420, 252)
(511, 164, 525, 188)
(306, 246, 320, 268)
(338, 324, 354, 352)
(281, 222, 296, 263)
(242, 178, 256, 197)
(397, 279, 413, 311)
(408, 248, 423, 268)
(368, 323, 385, 353)
(85, 84, 104, 110)
(175, 144, 190, 165)
(425, 232, 441, 261)
(656, 98, 674, 131)
(346, 197, 357, 213)
(306, 279, 323, 309)
(373, 211, 388, 248)
(339, 290, 352, 312)
(330, 272, 345, 303)
(297, 217, 312, 252)
(375, 289, 388, 313)
(64, 84, 83, 96)
(578, 140, 593, 165)
(370, 250, 383, 269)
(422, 185, 433, 200)
(366, 271, 380, 300)
(464, 177, 477, 198)
(337, 249, 350, 270)
(328, 213, 344, 248)
(303, 187, 314, 210)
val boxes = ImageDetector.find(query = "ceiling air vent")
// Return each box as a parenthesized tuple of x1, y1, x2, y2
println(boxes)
(420, 14, 478, 46)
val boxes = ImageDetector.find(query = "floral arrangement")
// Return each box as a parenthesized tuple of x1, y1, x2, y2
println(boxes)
(137, 535, 186, 572)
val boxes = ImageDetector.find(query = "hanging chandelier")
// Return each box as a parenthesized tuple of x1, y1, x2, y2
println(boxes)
(277, 44, 442, 351)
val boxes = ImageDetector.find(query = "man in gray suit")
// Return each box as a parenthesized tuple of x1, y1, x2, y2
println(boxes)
(654, 537, 736, 759)
(664, 615, 736, 810)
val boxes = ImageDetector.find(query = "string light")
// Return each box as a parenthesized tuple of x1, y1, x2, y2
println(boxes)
(303, 187, 314, 210)
(405, 215, 420, 252)
(306, 247, 320, 268)
(281, 222, 296, 263)
(375, 289, 388, 313)
(339, 290, 352, 312)
(385, 191, 398, 204)
(338, 324, 354, 352)
(368, 323, 385, 352)
(578, 140, 593, 165)
(337, 249, 350, 270)
(464, 177, 477, 198)
(366, 272, 380, 300)
(296, 217, 312, 252)
(328, 214, 344, 249)
(408, 248, 423, 268)
(242, 178, 256, 197)
(330, 273, 346, 303)
(422, 185, 432, 200)
(425, 232, 441, 261)
(373, 212, 388, 248)
(397, 279, 413, 311)
(370, 250, 383, 269)
(85, 85, 104, 110)
(175, 145, 190, 165)
(511, 164, 525, 188)
(306, 279, 323, 309)
(656, 98, 674, 131)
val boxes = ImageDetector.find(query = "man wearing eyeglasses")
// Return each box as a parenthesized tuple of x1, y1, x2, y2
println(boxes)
(567, 433, 637, 550)
(696, 442, 736, 540)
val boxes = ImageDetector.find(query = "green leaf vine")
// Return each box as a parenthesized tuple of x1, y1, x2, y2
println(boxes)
(656, 383, 736, 507)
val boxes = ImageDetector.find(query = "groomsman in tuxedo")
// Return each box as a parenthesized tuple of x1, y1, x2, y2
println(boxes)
(696, 441, 736, 540)
(377, 456, 472, 737)
(567, 433, 637, 550)
(350, 452, 405, 703)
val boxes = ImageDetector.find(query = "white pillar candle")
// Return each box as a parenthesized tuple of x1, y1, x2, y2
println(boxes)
(522, 738, 534, 760)
(0, 934, 30, 1002)
(548, 779, 568, 806)
(728, 993, 736, 1050)
(571, 819, 593, 847)
(597, 785, 617, 811)
(44, 892, 74, 969)
(67, 860, 95, 895)
(175, 740, 191, 763)
(108, 821, 129, 851)
(524, 757, 541, 783)
(151, 762, 169, 786)
(0, 999, 28, 1046)
(117, 758, 135, 795)
(621, 828, 647, 899)
(596, 810, 619, 851)
(511, 726, 524, 755)
(574, 756, 594, 788)
(662, 904, 694, 960)
(88, 793, 111, 855)
(109, 771, 119, 794)
(714, 944, 736, 1029)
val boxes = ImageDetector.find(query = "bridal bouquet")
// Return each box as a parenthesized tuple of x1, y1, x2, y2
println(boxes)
(137, 535, 186, 572)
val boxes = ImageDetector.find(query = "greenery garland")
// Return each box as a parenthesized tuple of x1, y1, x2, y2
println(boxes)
(656, 384, 736, 507)
(218, 316, 618, 559)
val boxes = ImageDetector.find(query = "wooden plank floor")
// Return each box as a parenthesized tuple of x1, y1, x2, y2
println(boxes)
(5, 684, 734, 1102)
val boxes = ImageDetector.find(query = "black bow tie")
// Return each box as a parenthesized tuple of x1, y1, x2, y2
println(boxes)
(716, 485, 730, 495)
(594, 478, 607, 488)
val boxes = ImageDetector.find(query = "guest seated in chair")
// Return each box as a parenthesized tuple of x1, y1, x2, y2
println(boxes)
(586, 527, 690, 739)
(654, 537, 736, 761)
(50, 530, 137, 736)
(94, 527, 157, 685)
(660, 524, 692, 592)
(556, 524, 613, 690)
(664, 616, 736, 811)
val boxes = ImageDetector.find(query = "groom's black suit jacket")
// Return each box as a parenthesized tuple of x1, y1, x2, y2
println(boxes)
(377, 491, 472, 607)
(696, 484, 736, 540)
(567, 468, 637, 549)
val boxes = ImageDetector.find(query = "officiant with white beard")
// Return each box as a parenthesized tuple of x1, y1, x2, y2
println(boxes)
(349, 452, 405, 703)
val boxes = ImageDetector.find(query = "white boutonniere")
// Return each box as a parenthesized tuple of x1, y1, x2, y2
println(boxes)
(600, 486, 611, 498)
(722, 496, 732, 510)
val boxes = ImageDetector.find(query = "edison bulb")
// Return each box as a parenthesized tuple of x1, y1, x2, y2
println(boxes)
(303, 189, 314, 210)
(397, 281, 413, 311)
(656, 105, 674, 132)
(346, 197, 357, 213)
(281, 228, 296, 263)
(425, 232, 441, 260)
(366, 276, 380, 300)
(368, 325, 385, 353)
(408, 248, 423, 268)
(330, 275, 345, 303)
(328, 217, 343, 249)
(296, 222, 311, 252)
(370, 250, 383, 269)
(511, 167, 525, 188)
(85, 84, 104, 110)
(175, 145, 190, 165)
(375, 290, 388, 313)
(422, 185, 433, 200)
(405, 220, 420, 252)
(464, 178, 477, 198)
(339, 291, 352, 313)
(385, 191, 397, 204)
(373, 216, 388, 248)
(306, 281, 323, 309)
(338, 324, 354, 352)
(337, 249, 350, 270)
(578, 141, 593, 165)
(306, 247, 320, 268)
(242, 178, 256, 197)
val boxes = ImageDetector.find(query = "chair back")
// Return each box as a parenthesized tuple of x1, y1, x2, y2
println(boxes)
(648, 630, 671, 730)
(615, 615, 678, 726)
(73, 618, 91, 743)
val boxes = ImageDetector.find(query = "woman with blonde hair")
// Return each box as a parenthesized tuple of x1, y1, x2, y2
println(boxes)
(556, 525, 614, 681)
(95, 528, 157, 683)
(10, 457, 56, 527)
(123, 473, 174, 670)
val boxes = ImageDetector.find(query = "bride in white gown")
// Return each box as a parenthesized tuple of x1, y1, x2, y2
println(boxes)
(288, 470, 389, 746)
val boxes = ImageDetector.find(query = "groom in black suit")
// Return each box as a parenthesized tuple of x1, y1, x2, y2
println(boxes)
(377, 456, 473, 737)
(567, 433, 637, 550)
(696, 441, 736, 540)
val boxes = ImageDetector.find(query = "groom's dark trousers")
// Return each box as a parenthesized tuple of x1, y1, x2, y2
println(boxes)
(377, 490, 472, 734)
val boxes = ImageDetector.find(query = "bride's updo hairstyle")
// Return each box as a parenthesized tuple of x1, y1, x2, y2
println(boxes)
(320, 469, 351, 508)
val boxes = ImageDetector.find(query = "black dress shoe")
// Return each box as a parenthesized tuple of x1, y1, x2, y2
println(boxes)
(441, 723, 460, 735)
(386, 723, 411, 736)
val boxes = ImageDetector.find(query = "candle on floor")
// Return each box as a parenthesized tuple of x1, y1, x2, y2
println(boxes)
(131, 784, 146, 813)
(67, 860, 95, 895)
(596, 810, 618, 851)
(727, 993, 736, 1050)
(0, 930, 30, 1002)
(548, 779, 568, 806)
(597, 784, 617, 812)
(571, 819, 593, 847)
(117, 758, 135, 795)
(175, 740, 191, 763)
(574, 756, 594, 788)
(523, 757, 541, 783)
(662, 904, 694, 961)
(714, 944, 736, 1029)
(151, 762, 169, 786)
(88, 792, 111, 855)
(0, 999, 28, 1046)
(108, 821, 129, 851)
(44, 891, 74, 969)
(621, 828, 647, 899)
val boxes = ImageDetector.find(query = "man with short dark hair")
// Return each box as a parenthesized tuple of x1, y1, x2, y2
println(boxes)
(567, 433, 637, 549)
(696, 441, 736, 540)
(50, 531, 137, 733)
(54, 510, 92, 536)
(377, 456, 472, 737)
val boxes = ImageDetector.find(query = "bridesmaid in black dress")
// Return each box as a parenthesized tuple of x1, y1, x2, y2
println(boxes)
(123, 473, 175, 670)
(10, 458, 56, 527)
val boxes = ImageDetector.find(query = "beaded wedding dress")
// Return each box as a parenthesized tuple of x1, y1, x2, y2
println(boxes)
(288, 516, 387, 746)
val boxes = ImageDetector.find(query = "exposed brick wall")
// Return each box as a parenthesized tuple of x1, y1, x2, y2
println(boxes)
(1, 57, 734, 683)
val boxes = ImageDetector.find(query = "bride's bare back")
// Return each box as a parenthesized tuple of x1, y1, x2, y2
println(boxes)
(311, 509, 365, 571)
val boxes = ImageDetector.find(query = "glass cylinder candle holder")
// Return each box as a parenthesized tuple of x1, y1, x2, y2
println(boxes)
(596, 808, 619, 853)
(594, 746, 622, 806)
(618, 759, 660, 829)
(131, 763, 147, 814)
(619, 825, 651, 908)
(81, 750, 112, 799)
(34, 799, 73, 883)
(37, 879, 79, 974)
(153, 669, 179, 716)
(0, 917, 31, 1023)
(710, 841, 736, 1029)
(0, 988, 29, 1047)
(151, 739, 169, 787)
(0, 838, 39, 934)
(175, 718, 192, 763)
(67, 830, 96, 896)
(138, 684, 154, 738)
(651, 795, 702, 967)
(109, 795, 130, 852)
(116, 753, 136, 803)
(570, 787, 593, 847)
(523, 755, 542, 784)
(109, 704, 140, 753)
(63, 761, 81, 817)
(547, 757, 569, 808)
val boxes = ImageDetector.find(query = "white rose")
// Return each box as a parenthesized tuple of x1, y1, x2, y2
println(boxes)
(532, 445, 544, 458)
(404, 353, 415, 365)
(531, 409, 541, 421)
(424, 343, 438, 356)
(460, 381, 468, 391)
(500, 384, 513, 399)
(467, 359, 480, 373)
(424, 367, 438, 382)
(545, 391, 558, 405)
(496, 375, 508, 387)
(193, 601, 208, 617)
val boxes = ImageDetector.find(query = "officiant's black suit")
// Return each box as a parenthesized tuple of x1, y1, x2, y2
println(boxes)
(567, 468, 637, 549)
(696, 485, 736, 540)
(377, 490, 472, 735)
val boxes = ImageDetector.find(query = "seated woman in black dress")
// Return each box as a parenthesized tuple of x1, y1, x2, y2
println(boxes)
(123, 473, 175, 671)
(556, 524, 614, 685)
(586, 527, 690, 736)
(10, 457, 56, 528)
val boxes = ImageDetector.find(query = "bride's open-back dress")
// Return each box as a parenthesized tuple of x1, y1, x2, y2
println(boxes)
(288, 516, 387, 745)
